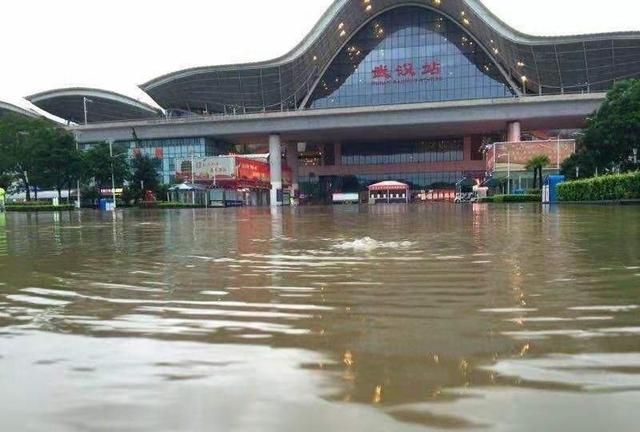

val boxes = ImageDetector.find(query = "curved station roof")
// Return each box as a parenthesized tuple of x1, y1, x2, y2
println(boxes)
(23, 0, 640, 122)
(0, 100, 38, 118)
(139, 0, 640, 115)
(26, 88, 162, 124)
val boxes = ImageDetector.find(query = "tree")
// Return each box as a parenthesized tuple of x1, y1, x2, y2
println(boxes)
(561, 148, 599, 180)
(0, 174, 11, 189)
(130, 155, 161, 202)
(0, 113, 65, 201)
(580, 80, 640, 172)
(525, 154, 551, 190)
(84, 142, 130, 188)
(38, 127, 83, 201)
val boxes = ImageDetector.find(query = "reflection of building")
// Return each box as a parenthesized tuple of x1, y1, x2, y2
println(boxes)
(13, 1, 640, 204)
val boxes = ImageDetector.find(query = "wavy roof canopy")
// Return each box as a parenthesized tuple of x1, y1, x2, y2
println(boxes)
(140, 0, 640, 115)
(26, 88, 163, 124)
(0, 100, 39, 118)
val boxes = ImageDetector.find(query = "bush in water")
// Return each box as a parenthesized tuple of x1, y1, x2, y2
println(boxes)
(557, 172, 640, 202)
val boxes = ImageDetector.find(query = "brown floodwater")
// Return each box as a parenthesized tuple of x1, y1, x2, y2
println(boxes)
(0, 204, 639, 431)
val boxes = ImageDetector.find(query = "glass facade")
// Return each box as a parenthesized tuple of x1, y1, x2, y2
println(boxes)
(308, 7, 515, 109)
(102, 137, 221, 184)
(341, 137, 463, 165)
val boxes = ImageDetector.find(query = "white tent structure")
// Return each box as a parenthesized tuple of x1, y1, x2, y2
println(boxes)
(368, 181, 410, 204)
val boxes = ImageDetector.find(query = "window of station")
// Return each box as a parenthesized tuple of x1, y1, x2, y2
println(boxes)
(122, 137, 207, 181)
(341, 137, 464, 165)
(299, 144, 324, 167)
(307, 6, 515, 109)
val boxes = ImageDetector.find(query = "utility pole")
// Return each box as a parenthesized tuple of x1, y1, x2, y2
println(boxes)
(76, 139, 81, 209)
(109, 140, 117, 210)
(191, 153, 195, 205)
(507, 152, 511, 195)
(83, 97, 93, 126)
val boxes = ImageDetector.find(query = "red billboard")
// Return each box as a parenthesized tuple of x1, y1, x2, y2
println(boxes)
(174, 156, 291, 190)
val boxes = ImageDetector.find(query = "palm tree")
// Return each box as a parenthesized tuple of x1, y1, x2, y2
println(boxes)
(525, 155, 551, 191)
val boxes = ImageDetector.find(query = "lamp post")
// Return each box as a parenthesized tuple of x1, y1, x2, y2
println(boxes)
(109, 140, 117, 210)
(521, 76, 528, 96)
(498, 151, 511, 195)
(16, 131, 31, 200)
(634, 148, 638, 166)
(75, 139, 81, 209)
(83, 97, 93, 126)
(190, 153, 195, 205)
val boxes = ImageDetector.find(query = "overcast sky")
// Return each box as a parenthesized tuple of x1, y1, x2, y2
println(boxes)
(1, 0, 639, 110)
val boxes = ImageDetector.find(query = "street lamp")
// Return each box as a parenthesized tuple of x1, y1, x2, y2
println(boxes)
(16, 131, 30, 199)
(190, 152, 195, 205)
(634, 148, 638, 166)
(83, 97, 93, 126)
(109, 140, 117, 210)
(108, 141, 128, 210)
(498, 151, 511, 195)
(75, 139, 82, 209)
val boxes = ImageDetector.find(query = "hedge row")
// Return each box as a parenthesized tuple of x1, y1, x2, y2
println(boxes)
(6, 205, 75, 212)
(557, 172, 640, 202)
(480, 194, 541, 203)
(154, 202, 206, 209)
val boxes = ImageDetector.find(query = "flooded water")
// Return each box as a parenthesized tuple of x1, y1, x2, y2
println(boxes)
(1, 204, 639, 431)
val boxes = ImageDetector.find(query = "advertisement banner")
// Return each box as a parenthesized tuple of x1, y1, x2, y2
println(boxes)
(236, 157, 270, 183)
(175, 157, 236, 182)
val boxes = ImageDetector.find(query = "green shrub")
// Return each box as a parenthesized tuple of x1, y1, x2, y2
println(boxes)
(6, 205, 75, 212)
(9, 201, 54, 206)
(557, 172, 640, 202)
(478, 195, 540, 203)
(155, 202, 206, 209)
(492, 194, 541, 203)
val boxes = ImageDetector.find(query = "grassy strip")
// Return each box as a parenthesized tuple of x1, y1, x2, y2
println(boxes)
(558, 172, 640, 201)
(6, 205, 75, 212)
(479, 194, 541, 203)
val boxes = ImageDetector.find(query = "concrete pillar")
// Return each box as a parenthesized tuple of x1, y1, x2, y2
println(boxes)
(334, 142, 342, 166)
(287, 143, 299, 197)
(463, 136, 472, 161)
(269, 134, 282, 206)
(507, 121, 521, 143)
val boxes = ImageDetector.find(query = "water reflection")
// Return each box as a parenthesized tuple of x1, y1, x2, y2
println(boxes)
(0, 213, 6, 256)
(0, 204, 639, 430)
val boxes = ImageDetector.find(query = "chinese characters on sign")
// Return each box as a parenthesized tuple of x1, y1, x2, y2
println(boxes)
(372, 60, 442, 84)
(396, 63, 416, 77)
(372, 65, 392, 80)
